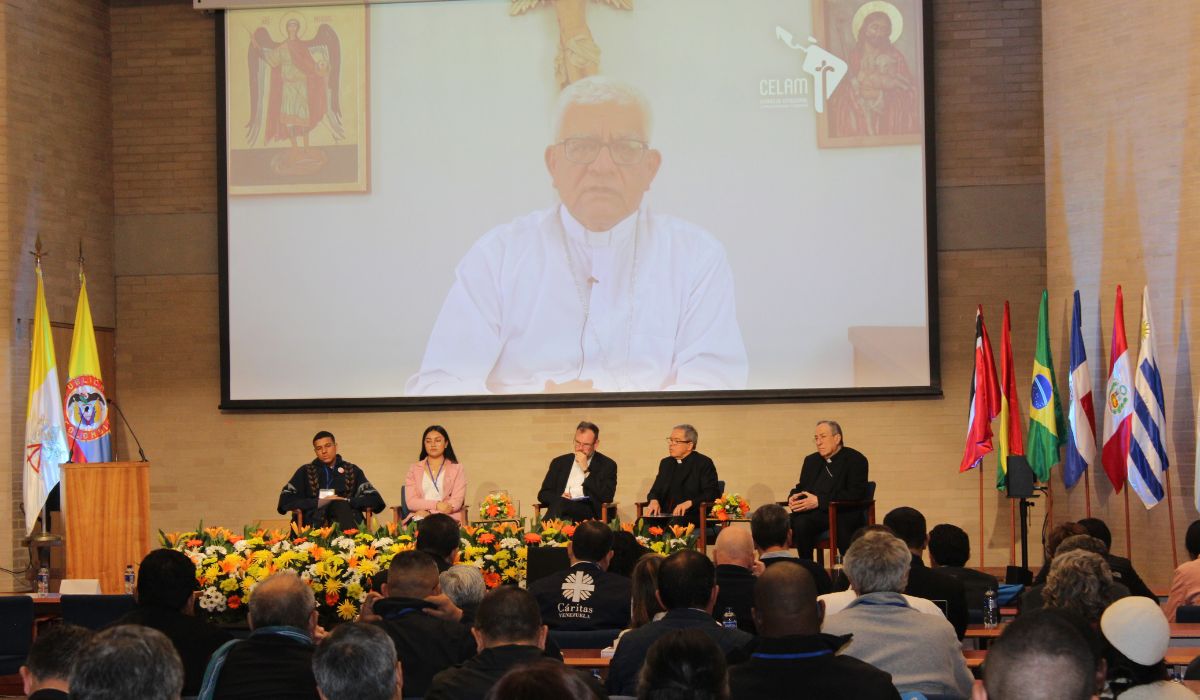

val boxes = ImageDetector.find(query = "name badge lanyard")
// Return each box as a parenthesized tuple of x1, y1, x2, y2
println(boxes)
(425, 459, 445, 496)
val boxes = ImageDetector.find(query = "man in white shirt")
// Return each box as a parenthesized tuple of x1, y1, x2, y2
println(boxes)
(406, 76, 747, 396)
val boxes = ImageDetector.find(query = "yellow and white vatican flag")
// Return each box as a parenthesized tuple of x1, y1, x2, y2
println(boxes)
(24, 265, 69, 533)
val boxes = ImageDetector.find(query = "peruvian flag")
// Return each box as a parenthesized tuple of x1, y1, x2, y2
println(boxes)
(960, 305, 1001, 472)
(1101, 286, 1133, 491)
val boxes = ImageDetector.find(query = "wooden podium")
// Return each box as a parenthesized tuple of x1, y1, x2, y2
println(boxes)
(62, 461, 150, 594)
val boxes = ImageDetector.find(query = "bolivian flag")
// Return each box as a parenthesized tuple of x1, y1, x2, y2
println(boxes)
(1027, 290, 1065, 482)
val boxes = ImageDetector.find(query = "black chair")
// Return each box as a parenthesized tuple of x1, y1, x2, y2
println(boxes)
(60, 594, 136, 630)
(548, 628, 621, 650)
(1184, 653, 1200, 680)
(0, 596, 34, 675)
(1177, 605, 1200, 623)
(526, 546, 571, 586)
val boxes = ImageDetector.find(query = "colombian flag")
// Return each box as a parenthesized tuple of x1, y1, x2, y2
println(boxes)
(24, 265, 69, 532)
(65, 272, 112, 463)
(1027, 290, 1065, 483)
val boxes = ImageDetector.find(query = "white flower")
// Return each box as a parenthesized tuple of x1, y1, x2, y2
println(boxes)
(331, 536, 355, 550)
(295, 541, 314, 552)
(199, 587, 226, 612)
(233, 540, 250, 552)
(372, 537, 394, 548)
(499, 537, 520, 550)
(204, 545, 229, 557)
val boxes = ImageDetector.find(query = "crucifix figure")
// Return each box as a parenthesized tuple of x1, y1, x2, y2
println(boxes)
(511, 0, 633, 89)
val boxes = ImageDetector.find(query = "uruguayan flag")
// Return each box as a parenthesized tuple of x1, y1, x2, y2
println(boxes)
(1128, 286, 1168, 508)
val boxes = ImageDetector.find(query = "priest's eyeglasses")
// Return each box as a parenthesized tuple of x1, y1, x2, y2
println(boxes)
(560, 137, 649, 165)
(665, 437, 694, 445)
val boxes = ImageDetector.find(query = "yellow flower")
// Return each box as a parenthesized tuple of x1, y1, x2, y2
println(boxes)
(310, 581, 325, 593)
(357, 559, 380, 578)
(650, 541, 666, 554)
(241, 577, 255, 594)
(515, 546, 528, 561)
(494, 549, 511, 562)
(203, 564, 220, 581)
(346, 582, 364, 601)
(252, 550, 274, 564)
(220, 578, 240, 592)
(325, 578, 343, 596)
(337, 599, 358, 620)
(502, 566, 519, 580)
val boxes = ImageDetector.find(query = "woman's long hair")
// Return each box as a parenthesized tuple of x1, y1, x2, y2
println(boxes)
(419, 424, 458, 463)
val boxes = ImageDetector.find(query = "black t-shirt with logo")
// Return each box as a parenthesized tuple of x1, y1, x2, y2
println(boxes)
(528, 561, 632, 631)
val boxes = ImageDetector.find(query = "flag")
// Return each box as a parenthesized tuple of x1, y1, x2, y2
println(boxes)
(23, 265, 69, 533)
(1027, 290, 1065, 483)
(996, 301, 1024, 489)
(959, 305, 1000, 472)
(1101, 285, 1133, 492)
(1064, 290, 1097, 488)
(64, 271, 112, 463)
(1127, 286, 1168, 508)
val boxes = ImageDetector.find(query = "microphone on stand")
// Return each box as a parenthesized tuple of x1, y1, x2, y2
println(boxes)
(108, 399, 149, 462)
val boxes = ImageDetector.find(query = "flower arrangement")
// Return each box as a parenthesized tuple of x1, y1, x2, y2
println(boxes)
(709, 493, 751, 521)
(458, 521, 529, 588)
(160, 521, 416, 627)
(525, 518, 577, 548)
(619, 519, 698, 556)
(478, 491, 517, 521)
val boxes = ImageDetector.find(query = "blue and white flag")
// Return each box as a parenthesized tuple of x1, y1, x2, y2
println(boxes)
(1128, 286, 1168, 508)
(1064, 291, 1096, 489)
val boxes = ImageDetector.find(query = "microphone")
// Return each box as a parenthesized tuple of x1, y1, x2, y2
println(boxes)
(108, 399, 149, 462)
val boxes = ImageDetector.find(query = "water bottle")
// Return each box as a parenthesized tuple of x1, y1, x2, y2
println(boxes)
(124, 565, 136, 595)
(983, 588, 999, 629)
(722, 607, 738, 630)
(36, 567, 49, 596)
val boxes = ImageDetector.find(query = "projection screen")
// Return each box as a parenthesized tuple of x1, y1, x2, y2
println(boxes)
(220, 0, 938, 407)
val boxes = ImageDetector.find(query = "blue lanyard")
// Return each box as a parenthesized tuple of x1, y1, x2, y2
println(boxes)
(322, 465, 335, 490)
(855, 599, 910, 608)
(425, 459, 445, 495)
(382, 607, 420, 620)
(752, 649, 833, 660)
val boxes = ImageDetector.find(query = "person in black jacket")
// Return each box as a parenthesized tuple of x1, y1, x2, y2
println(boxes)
(712, 526, 759, 634)
(528, 520, 631, 630)
(882, 506, 969, 639)
(537, 421, 618, 522)
(928, 523, 1000, 622)
(426, 587, 603, 700)
(750, 503, 834, 593)
(18, 624, 93, 700)
(788, 420, 869, 559)
(728, 561, 900, 700)
(644, 424, 722, 525)
(277, 431, 385, 527)
(1077, 517, 1157, 600)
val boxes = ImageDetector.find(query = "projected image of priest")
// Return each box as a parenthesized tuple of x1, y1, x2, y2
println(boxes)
(405, 76, 747, 396)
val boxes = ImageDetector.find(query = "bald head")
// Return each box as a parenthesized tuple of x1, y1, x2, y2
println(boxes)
(713, 526, 755, 569)
(752, 561, 821, 637)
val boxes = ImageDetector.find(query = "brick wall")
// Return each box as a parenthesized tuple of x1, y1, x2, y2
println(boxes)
(2, 0, 114, 571)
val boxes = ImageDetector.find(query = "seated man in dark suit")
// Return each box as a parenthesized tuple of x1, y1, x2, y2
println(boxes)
(1077, 517, 1157, 600)
(750, 503, 833, 593)
(529, 519, 631, 631)
(643, 424, 722, 525)
(18, 624, 93, 700)
(788, 420, 869, 560)
(537, 421, 618, 522)
(277, 431, 385, 528)
(113, 549, 233, 697)
(368, 550, 477, 697)
(728, 561, 900, 699)
(712, 526, 759, 634)
(417, 512, 462, 573)
(198, 571, 320, 699)
(607, 549, 754, 696)
(426, 587, 604, 700)
(882, 506, 968, 639)
(928, 523, 1000, 621)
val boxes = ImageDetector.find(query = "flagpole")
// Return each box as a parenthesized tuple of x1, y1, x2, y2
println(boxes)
(1009, 499, 1017, 566)
(1046, 478, 1054, 526)
(978, 466, 985, 569)
(1083, 469, 1092, 518)
(1166, 469, 1180, 569)
(1124, 487, 1132, 560)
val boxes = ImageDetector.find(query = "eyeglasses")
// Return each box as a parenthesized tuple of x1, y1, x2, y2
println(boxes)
(665, 438, 693, 445)
(573, 440, 594, 450)
(559, 137, 649, 165)
(813, 434, 836, 443)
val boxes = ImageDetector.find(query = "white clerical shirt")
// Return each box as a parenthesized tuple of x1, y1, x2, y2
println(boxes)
(406, 206, 748, 395)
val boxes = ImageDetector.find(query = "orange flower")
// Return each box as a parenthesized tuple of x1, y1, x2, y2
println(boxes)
(715, 509, 729, 522)
(524, 533, 543, 544)
(462, 525, 478, 537)
(482, 571, 501, 588)
(227, 595, 242, 609)
(386, 522, 398, 536)
(670, 524, 691, 539)
(478, 533, 496, 545)
(343, 528, 359, 536)
(292, 537, 308, 545)
(505, 505, 516, 517)
(228, 535, 244, 544)
(185, 538, 203, 548)
(326, 590, 339, 607)
(487, 504, 500, 517)
(740, 501, 750, 513)
(648, 526, 664, 536)
(347, 556, 360, 569)
(562, 524, 576, 537)
(621, 522, 634, 533)
(310, 545, 327, 561)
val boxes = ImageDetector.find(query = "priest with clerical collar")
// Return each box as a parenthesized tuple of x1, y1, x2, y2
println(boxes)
(788, 420, 870, 560)
(643, 424, 721, 526)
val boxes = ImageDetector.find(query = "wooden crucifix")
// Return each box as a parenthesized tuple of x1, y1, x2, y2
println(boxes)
(510, 0, 633, 89)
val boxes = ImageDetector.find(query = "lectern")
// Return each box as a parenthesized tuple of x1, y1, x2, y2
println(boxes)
(62, 461, 150, 594)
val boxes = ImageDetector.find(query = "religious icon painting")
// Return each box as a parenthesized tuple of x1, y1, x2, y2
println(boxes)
(813, 0, 924, 149)
(226, 6, 369, 195)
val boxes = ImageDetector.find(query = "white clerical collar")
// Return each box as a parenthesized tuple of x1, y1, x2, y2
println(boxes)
(559, 206, 637, 248)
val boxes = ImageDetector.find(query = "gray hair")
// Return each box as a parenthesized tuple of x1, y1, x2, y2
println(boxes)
(313, 622, 398, 700)
(440, 564, 487, 609)
(673, 424, 699, 447)
(71, 625, 183, 700)
(552, 76, 653, 141)
(843, 530, 911, 594)
(249, 571, 316, 630)
(1044, 549, 1116, 623)
(816, 420, 843, 439)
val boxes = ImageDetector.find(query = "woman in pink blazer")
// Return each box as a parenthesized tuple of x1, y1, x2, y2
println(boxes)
(404, 425, 468, 523)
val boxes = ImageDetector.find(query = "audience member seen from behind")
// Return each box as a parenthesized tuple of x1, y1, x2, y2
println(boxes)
(312, 622, 402, 700)
(607, 549, 753, 696)
(1101, 596, 1196, 699)
(404, 425, 468, 523)
(72, 625, 184, 700)
(818, 524, 945, 618)
(1022, 534, 1129, 613)
(728, 561, 899, 699)
(881, 506, 969, 638)
(1042, 549, 1125, 625)
(1164, 520, 1200, 621)
(711, 526, 760, 634)
(418, 512, 463, 572)
(749, 502, 833, 592)
(609, 529, 651, 578)
(484, 659, 604, 700)
(528, 519, 632, 630)
(198, 570, 320, 700)
(928, 523, 1000, 620)
(638, 628, 730, 700)
(974, 608, 1099, 700)
(114, 548, 232, 696)
(614, 553, 665, 651)
(441, 564, 487, 627)
(1034, 521, 1088, 584)
(1076, 517, 1156, 600)
(19, 624, 93, 700)
(821, 530, 974, 698)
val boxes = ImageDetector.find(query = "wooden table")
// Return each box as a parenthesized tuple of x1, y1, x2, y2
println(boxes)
(561, 648, 611, 681)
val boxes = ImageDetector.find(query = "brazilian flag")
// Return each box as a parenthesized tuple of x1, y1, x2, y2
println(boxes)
(1027, 290, 1066, 482)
